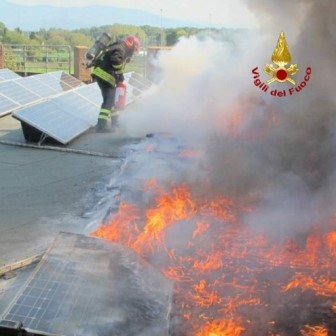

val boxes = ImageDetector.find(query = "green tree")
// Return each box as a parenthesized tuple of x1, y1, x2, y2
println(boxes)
(0, 22, 6, 34)
(3, 45, 19, 71)
(166, 30, 177, 46)
(45, 29, 67, 45)
(2, 30, 30, 44)
(0, 21, 6, 42)
(68, 32, 94, 47)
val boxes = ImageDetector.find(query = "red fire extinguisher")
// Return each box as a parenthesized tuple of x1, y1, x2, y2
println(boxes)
(115, 82, 127, 110)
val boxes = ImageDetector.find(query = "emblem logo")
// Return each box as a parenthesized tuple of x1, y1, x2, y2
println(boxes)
(251, 31, 311, 98)
(264, 31, 299, 85)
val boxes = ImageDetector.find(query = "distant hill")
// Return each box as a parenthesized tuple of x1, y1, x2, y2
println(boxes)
(0, 1, 205, 31)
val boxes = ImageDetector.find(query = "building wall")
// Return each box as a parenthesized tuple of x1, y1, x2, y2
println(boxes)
(0, 44, 5, 69)
(73, 46, 91, 83)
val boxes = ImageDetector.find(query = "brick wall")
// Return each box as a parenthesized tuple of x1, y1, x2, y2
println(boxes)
(73, 46, 91, 83)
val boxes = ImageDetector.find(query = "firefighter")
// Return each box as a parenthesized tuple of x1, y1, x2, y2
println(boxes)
(91, 35, 141, 132)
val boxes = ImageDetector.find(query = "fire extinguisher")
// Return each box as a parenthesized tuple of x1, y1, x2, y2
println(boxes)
(115, 82, 127, 110)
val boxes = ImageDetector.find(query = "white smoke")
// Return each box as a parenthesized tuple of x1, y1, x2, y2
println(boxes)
(121, 0, 336, 240)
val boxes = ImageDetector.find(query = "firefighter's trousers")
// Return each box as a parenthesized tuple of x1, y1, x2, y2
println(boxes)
(96, 78, 119, 122)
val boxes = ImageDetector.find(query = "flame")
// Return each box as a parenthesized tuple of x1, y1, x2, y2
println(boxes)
(92, 202, 140, 243)
(192, 221, 210, 239)
(271, 31, 292, 67)
(195, 319, 245, 336)
(283, 273, 336, 297)
(326, 231, 336, 257)
(300, 325, 328, 336)
(91, 181, 336, 335)
(131, 185, 197, 253)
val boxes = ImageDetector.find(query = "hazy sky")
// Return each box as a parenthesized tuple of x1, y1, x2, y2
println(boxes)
(7, 0, 257, 28)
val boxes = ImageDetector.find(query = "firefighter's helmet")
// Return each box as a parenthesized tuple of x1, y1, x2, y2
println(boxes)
(123, 35, 141, 52)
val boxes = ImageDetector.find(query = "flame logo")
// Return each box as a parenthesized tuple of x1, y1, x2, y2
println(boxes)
(264, 31, 299, 85)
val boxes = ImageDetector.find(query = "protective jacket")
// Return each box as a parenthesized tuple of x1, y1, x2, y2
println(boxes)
(91, 41, 133, 87)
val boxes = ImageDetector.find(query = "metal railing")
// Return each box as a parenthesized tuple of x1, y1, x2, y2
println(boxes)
(3, 44, 72, 76)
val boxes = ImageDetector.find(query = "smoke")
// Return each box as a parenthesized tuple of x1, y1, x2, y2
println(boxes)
(121, 0, 336, 240)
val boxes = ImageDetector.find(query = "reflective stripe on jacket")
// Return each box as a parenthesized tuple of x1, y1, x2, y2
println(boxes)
(91, 67, 116, 87)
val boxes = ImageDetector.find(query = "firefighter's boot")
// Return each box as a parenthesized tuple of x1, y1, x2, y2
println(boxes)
(111, 116, 119, 130)
(96, 119, 114, 133)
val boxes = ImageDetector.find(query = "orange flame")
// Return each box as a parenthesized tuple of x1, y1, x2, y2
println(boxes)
(91, 181, 336, 335)
(300, 325, 328, 336)
(195, 319, 245, 336)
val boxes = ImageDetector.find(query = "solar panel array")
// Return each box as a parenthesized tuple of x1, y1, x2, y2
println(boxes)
(12, 72, 152, 144)
(0, 70, 83, 117)
(0, 69, 152, 144)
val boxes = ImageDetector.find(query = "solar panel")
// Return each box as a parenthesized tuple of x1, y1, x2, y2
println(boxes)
(0, 68, 21, 81)
(16, 76, 59, 99)
(0, 94, 20, 116)
(32, 72, 83, 93)
(0, 71, 84, 117)
(12, 83, 101, 144)
(52, 88, 99, 126)
(74, 82, 101, 105)
(12, 100, 91, 144)
(0, 81, 40, 106)
(1, 232, 172, 336)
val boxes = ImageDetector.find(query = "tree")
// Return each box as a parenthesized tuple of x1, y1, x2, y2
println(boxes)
(0, 22, 6, 34)
(166, 30, 178, 46)
(0, 21, 6, 42)
(68, 32, 92, 47)
(2, 30, 30, 44)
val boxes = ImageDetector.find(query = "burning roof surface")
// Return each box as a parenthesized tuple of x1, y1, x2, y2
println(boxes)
(89, 1, 336, 334)
(90, 133, 336, 335)
(1, 1, 335, 335)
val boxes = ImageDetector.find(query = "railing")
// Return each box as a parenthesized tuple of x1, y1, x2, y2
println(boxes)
(3, 44, 72, 76)
(1, 44, 165, 80)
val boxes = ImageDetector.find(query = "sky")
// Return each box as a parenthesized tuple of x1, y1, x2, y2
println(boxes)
(7, 0, 258, 28)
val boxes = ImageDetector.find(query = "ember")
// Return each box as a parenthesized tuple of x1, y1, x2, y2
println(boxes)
(91, 180, 336, 335)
